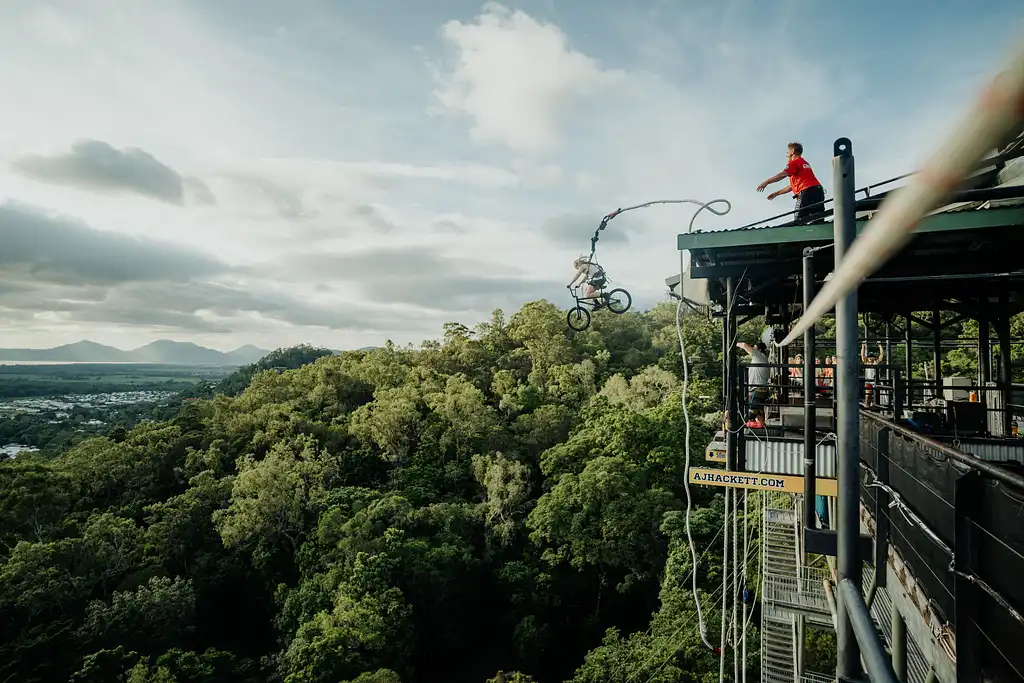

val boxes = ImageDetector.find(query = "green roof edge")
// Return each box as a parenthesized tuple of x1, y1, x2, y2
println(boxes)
(676, 206, 1024, 251)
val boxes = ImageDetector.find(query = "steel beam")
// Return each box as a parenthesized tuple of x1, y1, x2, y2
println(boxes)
(837, 579, 900, 683)
(874, 427, 890, 591)
(979, 315, 991, 385)
(892, 606, 907, 682)
(954, 470, 983, 682)
(725, 277, 739, 468)
(904, 314, 913, 405)
(933, 308, 942, 399)
(803, 247, 817, 528)
(833, 137, 862, 680)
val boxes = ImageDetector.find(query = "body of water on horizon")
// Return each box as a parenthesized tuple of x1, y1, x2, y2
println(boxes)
(0, 361, 153, 366)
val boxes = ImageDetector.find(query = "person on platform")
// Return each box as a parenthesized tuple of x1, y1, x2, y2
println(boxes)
(862, 342, 885, 406)
(756, 142, 826, 222)
(737, 341, 770, 428)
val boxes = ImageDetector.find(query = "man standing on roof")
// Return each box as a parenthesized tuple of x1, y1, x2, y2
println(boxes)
(756, 142, 826, 222)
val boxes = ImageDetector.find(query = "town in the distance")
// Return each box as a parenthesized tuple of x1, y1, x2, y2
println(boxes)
(0, 340, 357, 459)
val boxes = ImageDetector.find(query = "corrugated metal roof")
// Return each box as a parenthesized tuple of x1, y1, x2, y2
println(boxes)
(942, 438, 1024, 465)
(677, 205, 1024, 251)
(745, 436, 837, 478)
(680, 140, 1024, 247)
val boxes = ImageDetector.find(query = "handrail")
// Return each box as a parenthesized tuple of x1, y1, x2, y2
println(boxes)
(860, 410, 1024, 490)
(837, 579, 901, 683)
(729, 143, 1024, 232)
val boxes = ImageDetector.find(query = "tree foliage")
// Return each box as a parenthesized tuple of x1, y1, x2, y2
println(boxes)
(0, 300, 748, 683)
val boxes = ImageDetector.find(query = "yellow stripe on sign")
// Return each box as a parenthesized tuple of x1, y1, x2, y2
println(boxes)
(688, 468, 838, 497)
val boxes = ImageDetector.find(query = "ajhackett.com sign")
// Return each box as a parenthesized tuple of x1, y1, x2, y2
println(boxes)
(688, 468, 838, 497)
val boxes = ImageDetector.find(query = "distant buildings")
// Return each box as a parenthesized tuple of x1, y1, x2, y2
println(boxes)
(0, 390, 177, 415)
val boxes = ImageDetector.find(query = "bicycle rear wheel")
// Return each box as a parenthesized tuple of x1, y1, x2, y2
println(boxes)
(566, 306, 591, 331)
(606, 288, 632, 314)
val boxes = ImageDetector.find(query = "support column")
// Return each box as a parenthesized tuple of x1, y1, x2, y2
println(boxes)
(726, 277, 739, 466)
(803, 247, 817, 528)
(978, 314, 991, 385)
(997, 313, 1012, 437)
(797, 617, 806, 675)
(891, 607, 907, 682)
(933, 308, 942, 399)
(833, 137, 862, 681)
(904, 314, 913, 406)
(873, 428, 890, 591)
(722, 314, 729, 405)
(885, 319, 894, 385)
(954, 470, 982, 681)
(885, 318, 894, 407)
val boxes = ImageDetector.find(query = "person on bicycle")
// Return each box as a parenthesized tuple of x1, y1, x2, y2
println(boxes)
(568, 255, 606, 305)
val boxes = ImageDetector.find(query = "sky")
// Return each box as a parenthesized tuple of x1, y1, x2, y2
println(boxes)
(0, 0, 1021, 352)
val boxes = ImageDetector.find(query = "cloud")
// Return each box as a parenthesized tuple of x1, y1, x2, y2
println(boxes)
(0, 199, 434, 335)
(0, 266, 435, 336)
(431, 217, 470, 234)
(0, 201, 228, 285)
(539, 213, 638, 249)
(1, 1, 1018, 350)
(12, 139, 214, 206)
(55, 281, 430, 334)
(183, 177, 217, 205)
(350, 204, 398, 234)
(279, 245, 563, 312)
(220, 174, 312, 220)
(433, 2, 624, 155)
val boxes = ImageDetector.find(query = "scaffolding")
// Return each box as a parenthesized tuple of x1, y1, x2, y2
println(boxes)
(679, 129, 1024, 682)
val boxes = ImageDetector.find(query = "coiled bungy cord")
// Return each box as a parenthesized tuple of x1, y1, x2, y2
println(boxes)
(671, 198, 732, 652)
(589, 198, 733, 264)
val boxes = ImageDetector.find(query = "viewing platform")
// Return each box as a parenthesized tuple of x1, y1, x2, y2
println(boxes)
(677, 133, 1024, 683)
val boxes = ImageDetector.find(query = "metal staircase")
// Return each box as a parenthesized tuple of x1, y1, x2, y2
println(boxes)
(761, 493, 834, 683)
(761, 493, 799, 683)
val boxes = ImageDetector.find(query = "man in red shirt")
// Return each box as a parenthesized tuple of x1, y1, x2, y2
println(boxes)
(756, 142, 826, 222)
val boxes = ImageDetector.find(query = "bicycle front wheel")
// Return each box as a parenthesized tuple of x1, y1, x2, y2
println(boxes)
(567, 306, 591, 331)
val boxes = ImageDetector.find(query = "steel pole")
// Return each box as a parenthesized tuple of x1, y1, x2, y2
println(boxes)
(933, 308, 942, 399)
(885, 319, 894, 407)
(892, 606, 907, 682)
(979, 315, 991, 385)
(726, 277, 739, 468)
(833, 137, 863, 680)
(838, 579, 900, 683)
(803, 247, 817, 528)
(904, 314, 914, 405)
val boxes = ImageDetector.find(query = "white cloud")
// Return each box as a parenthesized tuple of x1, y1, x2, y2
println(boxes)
(432, 2, 625, 155)
(0, 0, 1019, 351)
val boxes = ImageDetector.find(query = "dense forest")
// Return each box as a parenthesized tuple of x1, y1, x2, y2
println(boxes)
(1, 298, 1017, 683)
(1, 300, 742, 683)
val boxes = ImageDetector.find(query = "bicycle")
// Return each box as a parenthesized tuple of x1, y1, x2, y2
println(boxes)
(566, 284, 632, 331)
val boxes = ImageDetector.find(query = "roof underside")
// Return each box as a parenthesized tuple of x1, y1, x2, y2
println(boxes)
(680, 204, 1024, 320)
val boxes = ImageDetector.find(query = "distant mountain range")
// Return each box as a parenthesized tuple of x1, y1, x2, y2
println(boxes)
(0, 340, 270, 366)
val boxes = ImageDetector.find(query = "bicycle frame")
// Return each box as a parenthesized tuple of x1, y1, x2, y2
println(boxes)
(568, 286, 606, 308)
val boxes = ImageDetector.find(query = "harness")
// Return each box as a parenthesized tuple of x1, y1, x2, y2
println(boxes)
(579, 259, 606, 286)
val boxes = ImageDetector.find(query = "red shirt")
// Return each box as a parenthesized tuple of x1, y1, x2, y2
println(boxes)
(785, 157, 821, 196)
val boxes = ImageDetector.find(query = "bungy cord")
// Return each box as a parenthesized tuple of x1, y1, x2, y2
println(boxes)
(671, 198, 732, 651)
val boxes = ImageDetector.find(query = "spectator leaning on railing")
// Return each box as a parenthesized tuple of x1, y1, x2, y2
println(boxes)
(737, 341, 770, 428)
